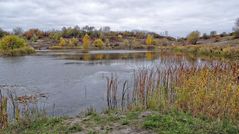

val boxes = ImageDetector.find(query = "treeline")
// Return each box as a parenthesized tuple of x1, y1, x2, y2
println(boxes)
(0, 17, 238, 47)
(0, 26, 164, 41)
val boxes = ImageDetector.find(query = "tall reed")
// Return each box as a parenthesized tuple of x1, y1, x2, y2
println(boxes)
(106, 62, 239, 120)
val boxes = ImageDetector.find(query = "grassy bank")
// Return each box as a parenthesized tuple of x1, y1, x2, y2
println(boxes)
(1, 110, 238, 134)
(159, 45, 239, 59)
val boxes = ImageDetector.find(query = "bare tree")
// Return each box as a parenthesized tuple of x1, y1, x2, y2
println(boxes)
(233, 18, 239, 38)
(13, 27, 23, 35)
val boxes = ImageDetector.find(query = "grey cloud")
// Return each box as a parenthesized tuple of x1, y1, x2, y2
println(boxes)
(0, 0, 239, 37)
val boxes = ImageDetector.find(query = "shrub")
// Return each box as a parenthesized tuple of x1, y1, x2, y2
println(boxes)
(123, 39, 129, 47)
(0, 35, 35, 56)
(69, 37, 78, 46)
(0, 35, 27, 50)
(58, 37, 67, 47)
(93, 38, 104, 49)
(187, 31, 200, 45)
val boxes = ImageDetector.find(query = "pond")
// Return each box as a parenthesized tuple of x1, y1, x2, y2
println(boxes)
(0, 50, 214, 116)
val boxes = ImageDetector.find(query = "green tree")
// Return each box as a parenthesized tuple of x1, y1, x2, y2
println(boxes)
(83, 34, 90, 49)
(187, 31, 200, 45)
(93, 38, 104, 49)
(146, 34, 153, 45)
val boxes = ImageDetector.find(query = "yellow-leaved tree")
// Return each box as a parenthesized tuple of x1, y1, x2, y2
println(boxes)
(146, 34, 153, 45)
(83, 34, 90, 49)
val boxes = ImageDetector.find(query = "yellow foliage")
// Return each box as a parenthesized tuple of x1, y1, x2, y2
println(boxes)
(83, 34, 90, 50)
(187, 31, 200, 45)
(69, 37, 78, 46)
(93, 38, 104, 49)
(58, 37, 66, 46)
(0, 35, 27, 50)
(146, 34, 153, 45)
(175, 65, 239, 119)
(131, 63, 239, 120)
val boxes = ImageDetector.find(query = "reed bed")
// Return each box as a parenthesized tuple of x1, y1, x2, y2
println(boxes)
(106, 62, 239, 121)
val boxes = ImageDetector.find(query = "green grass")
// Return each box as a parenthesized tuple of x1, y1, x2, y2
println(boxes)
(1, 110, 238, 134)
(1, 117, 82, 134)
(143, 111, 239, 134)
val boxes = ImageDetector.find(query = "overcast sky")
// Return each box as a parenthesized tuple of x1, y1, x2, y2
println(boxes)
(0, 0, 239, 37)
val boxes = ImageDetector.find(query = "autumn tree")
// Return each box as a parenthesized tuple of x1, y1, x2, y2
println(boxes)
(24, 29, 43, 40)
(146, 34, 153, 45)
(187, 31, 200, 45)
(83, 34, 90, 49)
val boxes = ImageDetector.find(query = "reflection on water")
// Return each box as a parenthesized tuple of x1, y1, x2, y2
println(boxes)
(0, 50, 215, 116)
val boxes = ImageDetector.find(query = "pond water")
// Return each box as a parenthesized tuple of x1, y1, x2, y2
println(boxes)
(0, 50, 214, 116)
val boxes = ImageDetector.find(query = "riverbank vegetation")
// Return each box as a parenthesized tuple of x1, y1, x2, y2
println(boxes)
(0, 35, 35, 56)
(159, 44, 239, 60)
(1, 62, 239, 133)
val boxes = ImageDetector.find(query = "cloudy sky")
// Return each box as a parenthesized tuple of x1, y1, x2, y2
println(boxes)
(0, 0, 239, 37)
